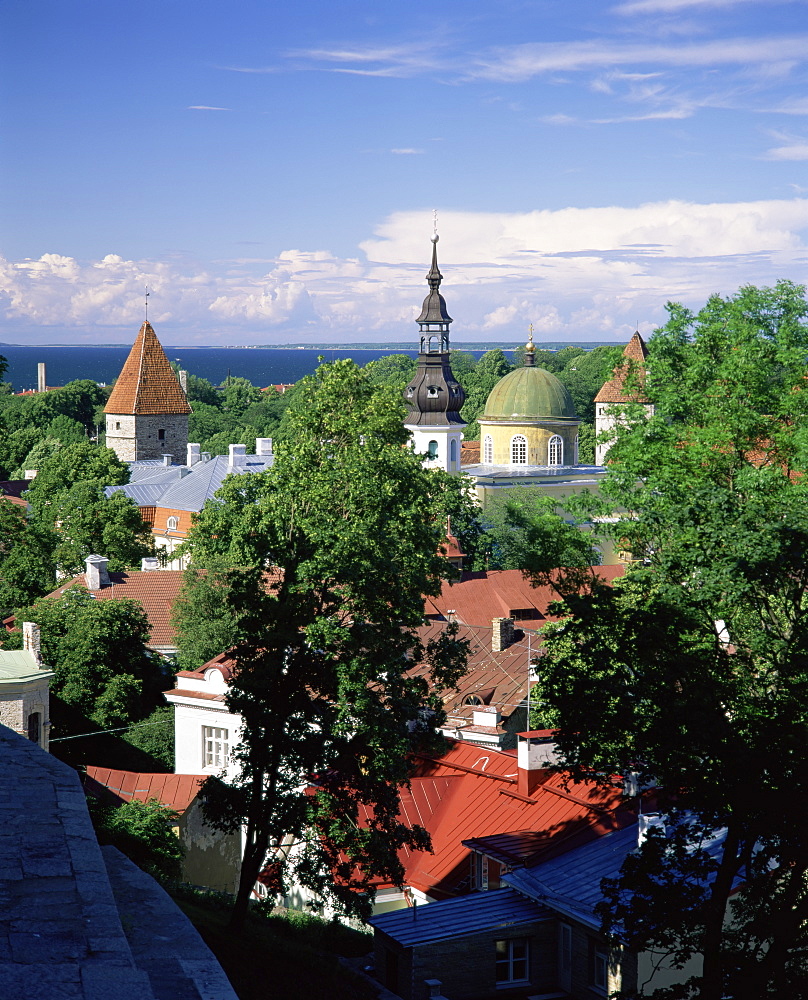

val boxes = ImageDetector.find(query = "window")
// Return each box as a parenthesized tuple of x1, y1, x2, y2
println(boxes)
(496, 938, 529, 984)
(450, 439, 458, 466)
(471, 851, 489, 891)
(548, 434, 563, 466)
(427, 440, 439, 459)
(203, 726, 229, 769)
(115, 421, 121, 430)
(158, 428, 166, 441)
(559, 924, 572, 992)
(483, 435, 493, 464)
(27, 712, 41, 745)
(574, 434, 579, 465)
(510, 434, 527, 465)
(591, 943, 609, 993)
(166, 516, 179, 531)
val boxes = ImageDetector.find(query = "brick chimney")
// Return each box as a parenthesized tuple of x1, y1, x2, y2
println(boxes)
(22, 622, 42, 664)
(517, 730, 558, 797)
(85, 554, 110, 591)
(491, 617, 515, 652)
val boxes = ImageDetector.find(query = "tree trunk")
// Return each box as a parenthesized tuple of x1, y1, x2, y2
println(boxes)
(700, 823, 742, 1000)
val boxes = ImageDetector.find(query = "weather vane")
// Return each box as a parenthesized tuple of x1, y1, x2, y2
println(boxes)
(145, 284, 150, 322)
(432, 208, 439, 242)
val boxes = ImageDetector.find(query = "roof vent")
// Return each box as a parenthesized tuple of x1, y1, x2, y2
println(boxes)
(162, 454, 173, 467)
(141, 557, 160, 571)
(201, 452, 212, 463)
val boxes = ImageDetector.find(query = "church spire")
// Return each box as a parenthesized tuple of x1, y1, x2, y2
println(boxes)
(416, 233, 453, 354)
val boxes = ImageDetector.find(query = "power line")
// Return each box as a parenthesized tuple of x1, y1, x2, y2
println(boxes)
(49, 719, 173, 743)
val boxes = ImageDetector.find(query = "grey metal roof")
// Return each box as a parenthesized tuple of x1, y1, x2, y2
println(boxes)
(370, 888, 550, 947)
(156, 454, 273, 512)
(104, 453, 274, 513)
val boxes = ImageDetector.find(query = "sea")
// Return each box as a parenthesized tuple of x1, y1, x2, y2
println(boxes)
(0, 344, 487, 393)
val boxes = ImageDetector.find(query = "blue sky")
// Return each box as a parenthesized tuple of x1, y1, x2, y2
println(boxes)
(2, 0, 807, 345)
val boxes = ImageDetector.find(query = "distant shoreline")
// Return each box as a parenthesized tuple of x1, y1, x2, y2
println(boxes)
(1, 340, 623, 350)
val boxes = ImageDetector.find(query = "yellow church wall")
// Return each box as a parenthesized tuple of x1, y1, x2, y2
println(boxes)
(479, 420, 580, 467)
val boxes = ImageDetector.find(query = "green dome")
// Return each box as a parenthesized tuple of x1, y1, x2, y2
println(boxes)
(483, 366, 577, 421)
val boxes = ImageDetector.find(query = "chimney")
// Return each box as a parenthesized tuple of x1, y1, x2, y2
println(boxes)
(141, 557, 160, 571)
(162, 454, 173, 467)
(472, 705, 501, 728)
(491, 617, 515, 652)
(637, 813, 665, 847)
(24, 469, 38, 480)
(517, 730, 558, 797)
(255, 437, 273, 456)
(228, 443, 247, 466)
(22, 622, 42, 664)
(85, 554, 110, 591)
(37, 363, 46, 393)
(178, 369, 188, 393)
(187, 443, 201, 466)
(201, 452, 211, 463)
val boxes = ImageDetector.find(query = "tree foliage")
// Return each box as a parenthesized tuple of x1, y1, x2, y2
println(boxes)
(11, 587, 167, 728)
(91, 797, 184, 881)
(184, 359, 471, 929)
(535, 282, 808, 999)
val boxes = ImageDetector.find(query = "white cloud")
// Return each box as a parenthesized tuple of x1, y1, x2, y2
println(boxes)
(2, 198, 807, 344)
(187, 105, 232, 111)
(391, 148, 424, 155)
(613, 0, 773, 13)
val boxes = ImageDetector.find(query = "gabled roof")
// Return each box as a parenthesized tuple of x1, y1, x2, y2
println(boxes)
(380, 740, 630, 900)
(104, 322, 191, 416)
(106, 451, 274, 514)
(85, 767, 205, 814)
(39, 571, 187, 648)
(371, 887, 550, 946)
(594, 331, 650, 405)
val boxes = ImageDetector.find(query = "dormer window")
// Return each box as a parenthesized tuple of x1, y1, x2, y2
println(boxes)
(167, 516, 179, 531)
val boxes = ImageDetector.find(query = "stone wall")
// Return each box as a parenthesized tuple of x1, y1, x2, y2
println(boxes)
(106, 413, 188, 462)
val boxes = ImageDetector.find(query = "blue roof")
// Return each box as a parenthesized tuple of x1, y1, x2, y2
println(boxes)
(504, 823, 734, 930)
(370, 888, 550, 947)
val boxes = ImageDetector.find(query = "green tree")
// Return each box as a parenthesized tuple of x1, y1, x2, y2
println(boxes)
(458, 348, 514, 440)
(11, 587, 166, 728)
(185, 360, 471, 930)
(172, 565, 241, 672)
(91, 797, 184, 881)
(221, 376, 263, 415)
(363, 354, 417, 394)
(479, 487, 599, 572)
(25, 440, 129, 507)
(534, 282, 808, 999)
(0, 500, 55, 614)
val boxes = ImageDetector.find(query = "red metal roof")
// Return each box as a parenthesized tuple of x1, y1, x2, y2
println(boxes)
(84, 767, 205, 814)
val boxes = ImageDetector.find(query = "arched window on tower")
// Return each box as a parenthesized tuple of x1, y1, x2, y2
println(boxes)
(450, 439, 458, 466)
(428, 440, 439, 459)
(510, 435, 527, 465)
(483, 435, 493, 464)
(548, 435, 563, 466)
(167, 516, 179, 531)
(574, 434, 579, 465)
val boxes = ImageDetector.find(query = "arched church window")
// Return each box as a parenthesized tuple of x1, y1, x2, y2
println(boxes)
(574, 434, 579, 465)
(450, 439, 458, 465)
(167, 516, 179, 531)
(510, 435, 527, 465)
(548, 435, 563, 466)
(483, 435, 493, 464)
(428, 440, 439, 459)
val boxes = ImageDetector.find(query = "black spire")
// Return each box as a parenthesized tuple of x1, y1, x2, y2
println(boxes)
(416, 235, 452, 354)
(403, 234, 465, 426)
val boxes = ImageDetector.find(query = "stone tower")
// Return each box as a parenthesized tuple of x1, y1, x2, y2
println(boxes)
(104, 322, 191, 463)
(403, 235, 466, 472)
(594, 331, 653, 465)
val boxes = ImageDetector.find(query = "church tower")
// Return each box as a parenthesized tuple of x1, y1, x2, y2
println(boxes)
(403, 234, 466, 472)
(104, 321, 191, 463)
(594, 330, 653, 465)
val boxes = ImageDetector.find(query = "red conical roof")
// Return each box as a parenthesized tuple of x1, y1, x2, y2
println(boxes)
(594, 331, 650, 404)
(104, 322, 191, 415)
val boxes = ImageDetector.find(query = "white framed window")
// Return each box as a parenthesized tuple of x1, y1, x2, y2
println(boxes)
(483, 435, 493, 464)
(427, 440, 439, 459)
(510, 434, 527, 465)
(450, 439, 458, 465)
(167, 516, 179, 531)
(548, 434, 563, 466)
(495, 938, 529, 985)
(591, 943, 609, 994)
(202, 726, 229, 769)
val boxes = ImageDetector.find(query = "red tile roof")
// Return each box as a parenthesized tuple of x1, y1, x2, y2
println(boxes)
(104, 322, 191, 416)
(594, 331, 650, 404)
(84, 767, 205, 814)
(41, 570, 187, 648)
(461, 441, 481, 465)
